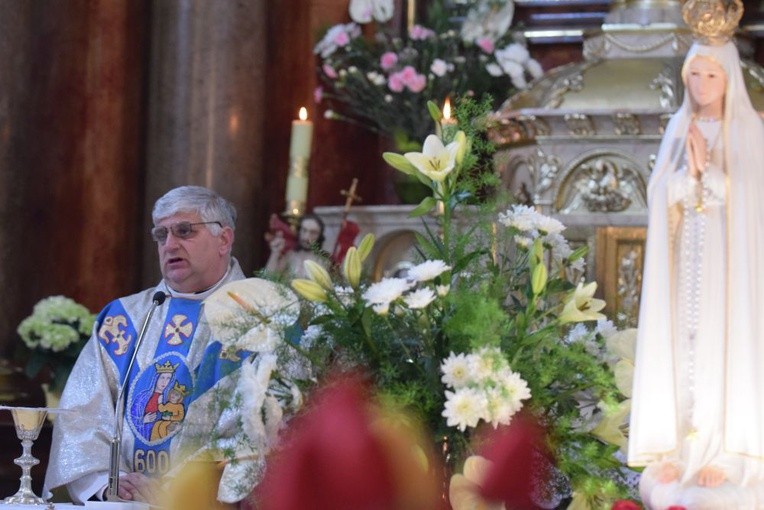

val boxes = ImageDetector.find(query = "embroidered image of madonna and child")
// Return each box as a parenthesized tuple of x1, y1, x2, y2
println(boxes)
(128, 358, 191, 444)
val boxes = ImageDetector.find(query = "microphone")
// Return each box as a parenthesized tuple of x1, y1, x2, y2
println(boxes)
(106, 291, 168, 502)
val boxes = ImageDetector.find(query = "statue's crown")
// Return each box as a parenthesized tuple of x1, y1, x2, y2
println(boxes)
(682, 0, 743, 45)
(155, 360, 179, 374)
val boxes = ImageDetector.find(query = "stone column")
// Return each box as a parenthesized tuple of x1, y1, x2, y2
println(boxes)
(142, 0, 266, 284)
(0, 1, 145, 357)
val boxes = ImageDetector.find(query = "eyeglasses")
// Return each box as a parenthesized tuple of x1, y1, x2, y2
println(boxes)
(151, 221, 222, 244)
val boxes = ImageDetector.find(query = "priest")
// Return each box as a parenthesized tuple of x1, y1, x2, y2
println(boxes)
(44, 185, 246, 504)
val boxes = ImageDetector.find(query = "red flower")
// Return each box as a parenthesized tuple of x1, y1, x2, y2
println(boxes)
(253, 374, 440, 510)
(476, 414, 550, 510)
(612, 500, 642, 510)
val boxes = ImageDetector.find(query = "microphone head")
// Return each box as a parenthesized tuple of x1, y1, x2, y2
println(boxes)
(152, 291, 168, 305)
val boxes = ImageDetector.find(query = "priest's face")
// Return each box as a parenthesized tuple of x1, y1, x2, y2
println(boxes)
(687, 56, 726, 115)
(154, 211, 234, 293)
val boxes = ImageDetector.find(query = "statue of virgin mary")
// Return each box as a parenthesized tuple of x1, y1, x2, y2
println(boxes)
(628, 1, 764, 508)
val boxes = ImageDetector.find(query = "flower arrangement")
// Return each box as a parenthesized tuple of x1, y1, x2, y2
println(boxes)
(287, 99, 637, 508)
(314, 0, 543, 146)
(16, 295, 95, 393)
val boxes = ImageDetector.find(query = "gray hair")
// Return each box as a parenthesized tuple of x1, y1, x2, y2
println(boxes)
(152, 186, 237, 233)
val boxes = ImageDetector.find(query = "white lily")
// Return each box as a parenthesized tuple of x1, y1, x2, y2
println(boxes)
(559, 281, 607, 324)
(404, 135, 460, 182)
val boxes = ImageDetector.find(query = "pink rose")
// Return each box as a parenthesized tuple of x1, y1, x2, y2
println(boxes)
(313, 86, 323, 104)
(322, 64, 338, 79)
(407, 73, 426, 93)
(408, 24, 435, 40)
(477, 37, 495, 54)
(387, 72, 405, 92)
(400, 65, 417, 82)
(333, 31, 350, 47)
(380, 52, 398, 71)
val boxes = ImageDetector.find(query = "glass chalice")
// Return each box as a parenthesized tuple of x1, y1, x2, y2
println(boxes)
(0, 405, 54, 507)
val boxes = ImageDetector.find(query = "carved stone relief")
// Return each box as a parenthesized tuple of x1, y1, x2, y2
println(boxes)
(649, 64, 678, 110)
(612, 113, 641, 136)
(556, 151, 648, 213)
(564, 113, 595, 137)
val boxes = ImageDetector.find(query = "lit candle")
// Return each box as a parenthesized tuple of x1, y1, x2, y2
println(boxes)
(289, 107, 313, 159)
(284, 107, 313, 217)
(442, 97, 456, 125)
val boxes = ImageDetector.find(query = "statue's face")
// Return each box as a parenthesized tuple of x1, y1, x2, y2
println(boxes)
(687, 56, 726, 113)
(298, 218, 322, 250)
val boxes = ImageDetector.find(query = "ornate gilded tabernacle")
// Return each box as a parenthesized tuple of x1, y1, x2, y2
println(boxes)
(489, 0, 764, 324)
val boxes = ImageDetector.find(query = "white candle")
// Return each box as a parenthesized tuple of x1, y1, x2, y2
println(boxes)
(289, 107, 313, 159)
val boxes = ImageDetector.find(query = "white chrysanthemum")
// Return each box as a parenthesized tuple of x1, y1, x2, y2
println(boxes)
(362, 277, 413, 305)
(565, 323, 590, 344)
(514, 235, 532, 248)
(536, 215, 565, 235)
(501, 370, 532, 412)
(436, 284, 450, 297)
(403, 288, 436, 309)
(485, 386, 517, 427)
(407, 260, 452, 282)
(372, 302, 390, 315)
(469, 350, 496, 383)
(442, 389, 489, 432)
(498, 204, 538, 232)
(441, 352, 473, 389)
(596, 319, 617, 339)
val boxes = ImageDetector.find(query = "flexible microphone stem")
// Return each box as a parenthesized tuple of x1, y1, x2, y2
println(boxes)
(106, 291, 167, 502)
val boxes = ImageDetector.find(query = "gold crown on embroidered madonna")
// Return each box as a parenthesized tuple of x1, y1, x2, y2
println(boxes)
(682, 0, 743, 45)
(155, 360, 179, 373)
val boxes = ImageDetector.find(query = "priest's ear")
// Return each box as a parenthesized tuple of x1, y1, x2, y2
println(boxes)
(218, 226, 235, 256)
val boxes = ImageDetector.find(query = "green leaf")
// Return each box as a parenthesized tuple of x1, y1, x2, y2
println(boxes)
(569, 245, 588, 262)
(409, 196, 437, 218)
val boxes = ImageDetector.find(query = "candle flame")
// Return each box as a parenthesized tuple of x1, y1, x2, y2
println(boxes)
(442, 98, 452, 121)
(299, 107, 308, 121)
